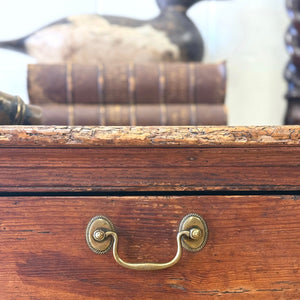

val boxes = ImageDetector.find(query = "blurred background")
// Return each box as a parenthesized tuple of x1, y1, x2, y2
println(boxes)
(0, 0, 289, 125)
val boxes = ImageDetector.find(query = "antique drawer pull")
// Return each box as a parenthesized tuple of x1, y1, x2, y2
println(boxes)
(86, 213, 208, 271)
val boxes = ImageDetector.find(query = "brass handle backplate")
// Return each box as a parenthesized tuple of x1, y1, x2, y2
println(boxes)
(86, 213, 208, 271)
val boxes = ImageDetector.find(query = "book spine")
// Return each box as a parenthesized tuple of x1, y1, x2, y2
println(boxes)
(41, 104, 227, 126)
(28, 62, 226, 106)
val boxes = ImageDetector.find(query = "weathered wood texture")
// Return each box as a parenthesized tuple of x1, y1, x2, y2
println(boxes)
(0, 126, 298, 192)
(0, 126, 299, 299)
(0, 126, 299, 147)
(0, 195, 299, 299)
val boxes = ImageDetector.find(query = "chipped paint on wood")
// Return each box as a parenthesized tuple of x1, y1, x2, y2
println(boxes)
(26, 15, 180, 64)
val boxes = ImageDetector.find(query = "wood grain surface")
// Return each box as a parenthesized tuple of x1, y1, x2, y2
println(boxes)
(0, 195, 299, 299)
(0, 126, 299, 147)
(0, 146, 298, 192)
(0, 126, 299, 299)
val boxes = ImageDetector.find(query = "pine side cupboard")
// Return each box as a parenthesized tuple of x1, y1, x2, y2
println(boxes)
(0, 125, 299, 299)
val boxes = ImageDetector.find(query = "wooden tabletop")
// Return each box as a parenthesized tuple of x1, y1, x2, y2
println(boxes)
(0, 126, 299, 148)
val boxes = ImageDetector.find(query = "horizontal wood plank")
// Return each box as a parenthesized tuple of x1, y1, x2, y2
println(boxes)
(0, 145, 298, 192)
(0, 195, 299, 299)
(0, 147, 299, 168)
(0, 126, 299, 148)
(0, 166, 299, 192)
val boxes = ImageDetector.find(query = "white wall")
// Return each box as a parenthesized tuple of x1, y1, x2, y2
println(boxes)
(0, 0, 97, 104)
(191, 0, 289, 125)
(0, 0, 289, 125)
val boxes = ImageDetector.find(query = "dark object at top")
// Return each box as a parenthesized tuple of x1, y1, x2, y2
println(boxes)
(157, 0, 201, 10)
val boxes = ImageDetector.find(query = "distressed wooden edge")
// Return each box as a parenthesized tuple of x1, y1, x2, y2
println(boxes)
(0, 126, 299, 148)
(0, 185, 299, 193)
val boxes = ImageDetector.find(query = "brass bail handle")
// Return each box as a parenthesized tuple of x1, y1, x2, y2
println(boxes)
(86, 213, 208, 271)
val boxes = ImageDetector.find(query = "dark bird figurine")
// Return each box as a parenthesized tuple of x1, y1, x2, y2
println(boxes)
(0, 0, 207, 64)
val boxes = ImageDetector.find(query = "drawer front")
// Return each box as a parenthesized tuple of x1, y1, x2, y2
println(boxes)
(0, 146, 299, 193)
(0, 195, 299, 299)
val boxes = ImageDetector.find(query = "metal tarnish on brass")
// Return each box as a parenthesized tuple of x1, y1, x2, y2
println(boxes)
(86, 215, 115, 254)
(179, 213, 208, 252)
(86, 213, 208, 270)
(0, 91, 42, 125)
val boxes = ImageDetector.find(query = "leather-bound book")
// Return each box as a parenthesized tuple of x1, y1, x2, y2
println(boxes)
(40, 104, 227, 126)
(27, 62, 226, 106)
(0, 91, 227, 125)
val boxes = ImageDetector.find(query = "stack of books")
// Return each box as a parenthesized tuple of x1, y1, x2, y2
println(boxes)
(27, 62, 227, 126)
